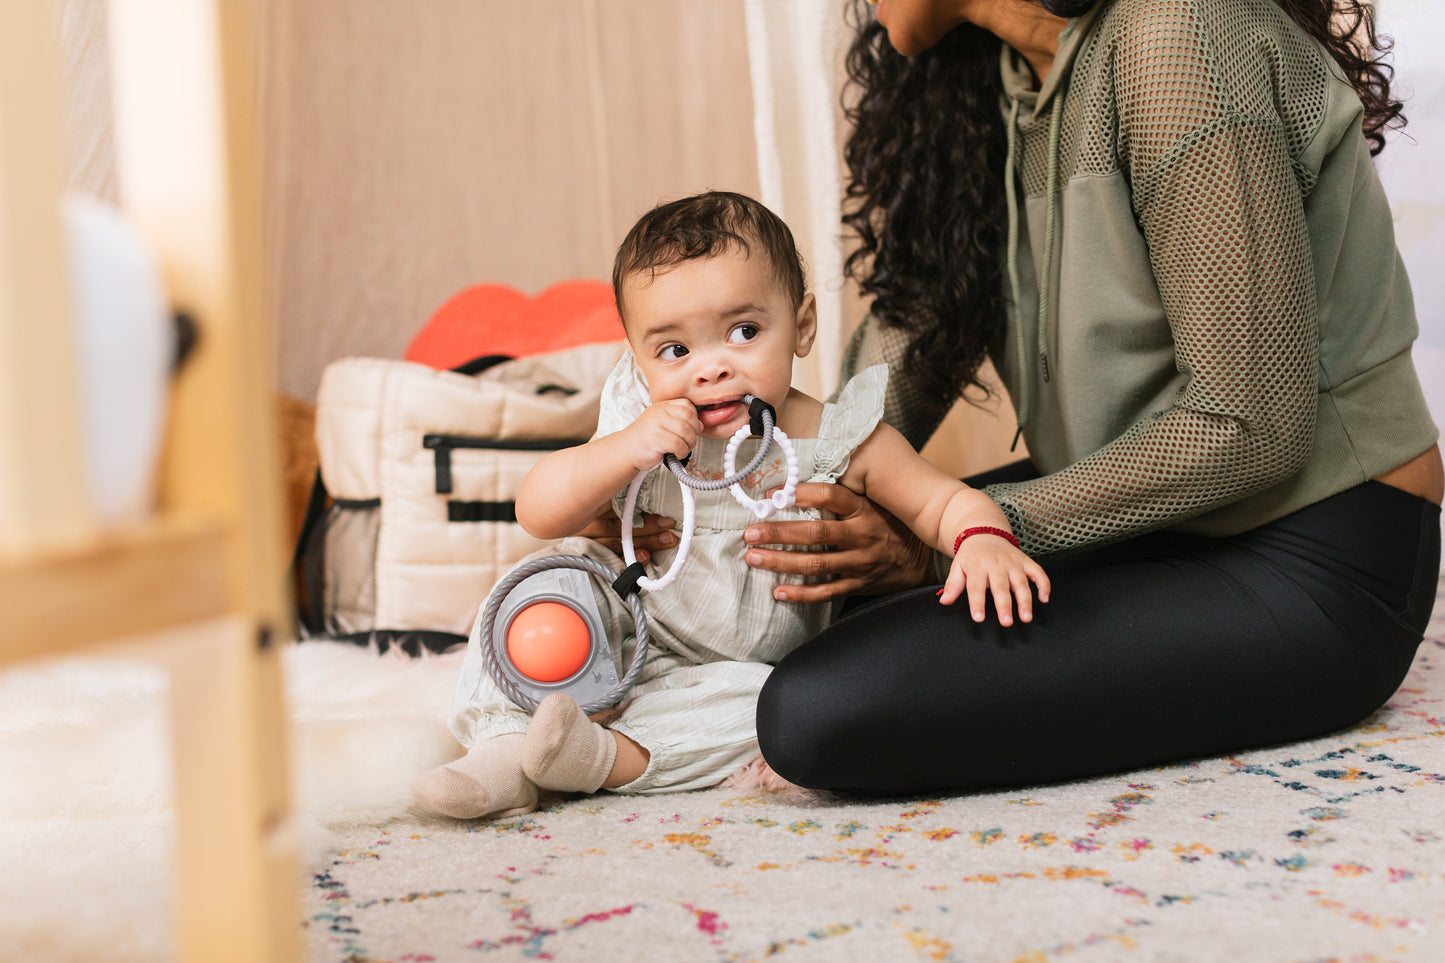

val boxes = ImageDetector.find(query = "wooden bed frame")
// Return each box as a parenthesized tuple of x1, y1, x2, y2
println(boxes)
(0, 2, 300, 960)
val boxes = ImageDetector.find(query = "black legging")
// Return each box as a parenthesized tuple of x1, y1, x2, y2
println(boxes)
(756, 478, 1441, 794)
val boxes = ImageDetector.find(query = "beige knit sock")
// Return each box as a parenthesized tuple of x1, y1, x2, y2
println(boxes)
(522, 694, 619, 793)
(410, 733, 538, 820)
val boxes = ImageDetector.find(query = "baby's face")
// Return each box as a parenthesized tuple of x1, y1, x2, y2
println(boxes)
(621, 248, 814, 439)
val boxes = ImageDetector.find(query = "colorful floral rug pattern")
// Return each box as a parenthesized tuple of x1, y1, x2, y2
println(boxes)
(302, 605, 1445, 962)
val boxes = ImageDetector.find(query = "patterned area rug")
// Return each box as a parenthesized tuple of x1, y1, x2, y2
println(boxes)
(2, 583, 1442, 962)
(302, 596, 1445, 963)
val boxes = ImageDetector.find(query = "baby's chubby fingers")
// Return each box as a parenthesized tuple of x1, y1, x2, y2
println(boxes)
(966, 573, 992, 624)
(628, 399, 701, 467)
(657, 397, 701, 424)
(936, 566, 966, 606)
(654, 399, 701, 457)
(990, 575, 1016, 627)
(1029, 562, 1052, 604)
(1010, 568, 1035, 623)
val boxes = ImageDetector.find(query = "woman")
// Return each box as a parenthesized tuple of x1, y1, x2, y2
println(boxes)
(741, 0, 1444, 793)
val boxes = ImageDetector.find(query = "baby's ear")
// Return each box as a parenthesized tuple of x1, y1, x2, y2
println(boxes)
(794, 293, 818, 358)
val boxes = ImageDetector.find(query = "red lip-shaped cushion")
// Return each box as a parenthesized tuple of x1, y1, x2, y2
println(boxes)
(406, 279, 623, 370)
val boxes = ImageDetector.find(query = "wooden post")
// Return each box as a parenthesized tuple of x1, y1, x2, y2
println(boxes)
(0, 1, 94, 554)
(106, 1, 300, 959)
(1, 3, 300, 958)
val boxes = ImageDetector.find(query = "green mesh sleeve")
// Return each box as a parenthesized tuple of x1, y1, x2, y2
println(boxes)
(988, 0, 1322, 556)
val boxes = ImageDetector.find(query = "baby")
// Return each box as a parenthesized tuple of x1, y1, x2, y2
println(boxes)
(411, 190, 1048, 819)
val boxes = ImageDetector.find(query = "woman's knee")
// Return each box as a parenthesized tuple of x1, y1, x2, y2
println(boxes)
(755, 664, 835, 788)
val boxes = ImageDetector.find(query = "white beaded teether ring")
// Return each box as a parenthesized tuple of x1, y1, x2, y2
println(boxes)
(723, 423, 798, 518)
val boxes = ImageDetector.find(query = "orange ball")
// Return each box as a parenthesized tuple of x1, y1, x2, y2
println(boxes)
(505, 601, 591, 683)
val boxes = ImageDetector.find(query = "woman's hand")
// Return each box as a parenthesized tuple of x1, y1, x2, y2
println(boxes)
(742, 483, 935, 603)
(575, 508, 677, 563)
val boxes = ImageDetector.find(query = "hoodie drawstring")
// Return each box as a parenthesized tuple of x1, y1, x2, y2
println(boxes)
(1005, 98, 1029, 433)
(1038, 91, 1063, 386)
(1005, 87, 1066, 444)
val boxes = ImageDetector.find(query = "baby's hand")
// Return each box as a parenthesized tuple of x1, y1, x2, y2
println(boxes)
(939, 532, 1050, 626)
(624, 399, 700, 472)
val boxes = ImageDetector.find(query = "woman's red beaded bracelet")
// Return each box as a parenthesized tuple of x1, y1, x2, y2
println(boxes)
(953, 526, 1020, 554)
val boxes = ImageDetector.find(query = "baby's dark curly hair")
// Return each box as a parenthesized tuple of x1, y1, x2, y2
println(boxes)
(612, 190, 806, 326)
(841, 0, 1406, 412)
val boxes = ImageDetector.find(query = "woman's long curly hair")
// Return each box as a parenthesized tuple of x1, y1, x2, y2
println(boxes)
(841, 0, 1407, 409)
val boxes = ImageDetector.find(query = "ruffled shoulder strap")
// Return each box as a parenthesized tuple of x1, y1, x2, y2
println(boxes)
(809, 364, 889, 483)
(596, 349, 651, 438)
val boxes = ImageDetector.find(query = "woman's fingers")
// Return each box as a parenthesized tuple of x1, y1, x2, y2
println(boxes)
(576, 512, 622, 542)
(630, 513, 678, 539)
(574, 509, 676, 561)
(769, 569, 872, 604)
(743, 483, 934, 598)
(743, 541, 860, 578)
(744, 483, 864, 548)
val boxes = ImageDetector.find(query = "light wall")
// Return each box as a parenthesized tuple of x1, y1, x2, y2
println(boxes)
(262, 0, 761, 402)
(1376, 0, 1445, 426)
(1374, 0, 1445, 569)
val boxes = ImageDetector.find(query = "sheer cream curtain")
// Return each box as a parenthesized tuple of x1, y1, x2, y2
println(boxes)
(52, 0, 119, 205)
(742, 0, 850, 400)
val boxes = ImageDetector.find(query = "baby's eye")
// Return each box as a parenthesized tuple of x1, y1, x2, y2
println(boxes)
(728, 323, 760, 344)
(658, 343, 689, 361)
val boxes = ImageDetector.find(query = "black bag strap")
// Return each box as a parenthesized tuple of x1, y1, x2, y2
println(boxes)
(316, 628, 469, 657)
(291, 467, 329, 577)
(449, 353, 577, 396)
(290, 471, 467, 654)
(451, 354, 513, 376)
(290, 468, 330, 635)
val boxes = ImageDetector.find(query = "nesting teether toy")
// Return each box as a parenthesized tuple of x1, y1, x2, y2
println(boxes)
(481, 396, 797, 712)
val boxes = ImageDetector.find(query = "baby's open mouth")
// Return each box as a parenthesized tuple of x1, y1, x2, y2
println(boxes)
(697, 399, 744, 428)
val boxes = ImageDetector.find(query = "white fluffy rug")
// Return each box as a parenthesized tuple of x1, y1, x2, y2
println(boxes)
(4, 590, 1445, 962)
(0, 639, 464, 961)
